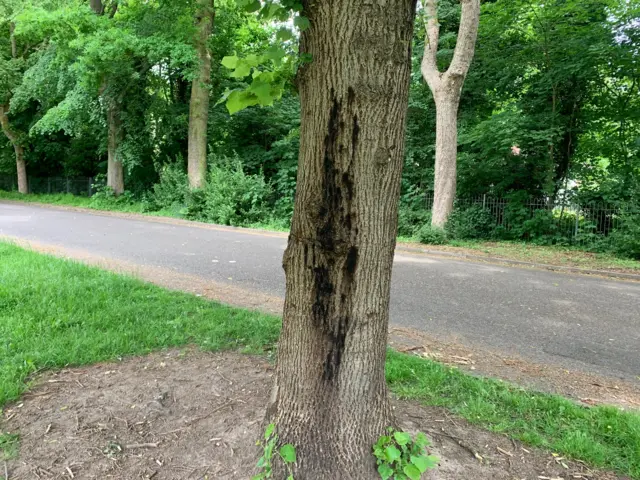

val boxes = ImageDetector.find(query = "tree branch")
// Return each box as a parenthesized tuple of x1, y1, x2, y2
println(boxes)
(9, 23, 17, 59)
(0, 104, 21, 144)
(420, 0, 441, 89)
(446, 0, 481, 80)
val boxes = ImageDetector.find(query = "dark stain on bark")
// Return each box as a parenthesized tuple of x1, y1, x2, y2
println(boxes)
(351, 115, 360, 162)
(313, 89, 361, 382)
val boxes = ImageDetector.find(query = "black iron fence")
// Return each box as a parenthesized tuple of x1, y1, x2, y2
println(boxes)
(0, 175, 94, 196)
(424, 193, 637, 246)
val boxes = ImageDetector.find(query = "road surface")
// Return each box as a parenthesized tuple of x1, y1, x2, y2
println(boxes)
(1, 202, 639, 382)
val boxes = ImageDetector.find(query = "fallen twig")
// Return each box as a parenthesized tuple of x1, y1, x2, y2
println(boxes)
(125, 443, 158, 449)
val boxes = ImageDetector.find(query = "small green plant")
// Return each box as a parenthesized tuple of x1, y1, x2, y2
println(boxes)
(416, 224, 448, 245)
(0, 432, 19, 460)
(253, 423, 296, 480)
(373, 428, 438, 480)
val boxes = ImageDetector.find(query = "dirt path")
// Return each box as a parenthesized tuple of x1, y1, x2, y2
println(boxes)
(2, 349, 621, 480)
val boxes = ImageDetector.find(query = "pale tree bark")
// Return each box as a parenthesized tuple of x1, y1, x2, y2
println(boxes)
(106, 103, 124, 195)
(266, 0, 416, 478)
(0, 23, 28, 194)
(0, 105, 28, 194)
(421, 0, 480, 227)
(187, 0, 214, 189)
(90, 0, 124, 195)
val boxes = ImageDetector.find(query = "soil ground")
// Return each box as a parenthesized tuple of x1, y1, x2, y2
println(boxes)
(2, 349, 624, 480)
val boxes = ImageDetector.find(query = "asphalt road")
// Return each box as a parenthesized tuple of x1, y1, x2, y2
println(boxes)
(1, 202, 639, 382)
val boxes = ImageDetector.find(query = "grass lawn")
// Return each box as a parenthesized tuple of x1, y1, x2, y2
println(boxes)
(1, 242, 639, 476)
(419, 240, 640, 273)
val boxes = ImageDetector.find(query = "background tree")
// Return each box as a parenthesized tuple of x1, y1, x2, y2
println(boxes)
(187, 0, 214, 189)
(0, 7, 28, 193)
(421, 0, 480, 227)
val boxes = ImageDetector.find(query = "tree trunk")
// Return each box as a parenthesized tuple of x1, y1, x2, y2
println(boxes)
(0, 104, 28, 194)
(431, 95, 458, 227)
(14, 144, 28, 194)
(187, 0, 214, 189)
(107, 104, 125, 195)
(421, 0, 480, 227)
(90, 0, 124, 194)
(266, 1, 416, 478)
(89, 0, 104, 15)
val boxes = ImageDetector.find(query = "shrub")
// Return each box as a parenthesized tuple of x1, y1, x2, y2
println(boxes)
(607, 213, 640, 259)
(187, 155, 273, 226)
(89, 174, 137, 208)
(397, 185, 431, 238)
(445, 205, 495, 240)
(145, 161, 189, 213)
(521, 210, 570, 245)
(416, 224, 447, 245)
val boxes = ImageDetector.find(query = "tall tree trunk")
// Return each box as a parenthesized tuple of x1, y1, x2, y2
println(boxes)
(187, 0, 214, 189)
(90, 0, 124, 195)
(0, 104, 28, 194)
(1, 23, 28, 194)
(107, 104, 124, 195)
(14, 144, 28, 194)
(266, 0, 416, 477)
(431, 95, 459, 227)
(422, 0, 480, 228)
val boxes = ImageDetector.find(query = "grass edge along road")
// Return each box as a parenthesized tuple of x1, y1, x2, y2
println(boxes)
(2, 191, 639, 274)
(0, 241, 639, 477)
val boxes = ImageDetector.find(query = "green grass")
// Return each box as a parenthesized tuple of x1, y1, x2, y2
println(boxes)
(386, 352, 640, 477)
(0, 433, 19, 460)
(401, 238, 640, 272)
(0, 191, 145, 213)
(1, 241, 639, 477)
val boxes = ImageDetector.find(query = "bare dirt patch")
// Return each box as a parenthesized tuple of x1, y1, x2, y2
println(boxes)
(2, 350, 622, 480)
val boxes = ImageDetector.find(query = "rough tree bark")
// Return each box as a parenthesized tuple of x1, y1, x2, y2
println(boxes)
(0, 23, 28, 194)
(90, 0, 124, 195)
(106, 103, 124, 195)
(421, 0, 480, 228)
(266, 0, 416, 478)
(187, 0, 214, 190)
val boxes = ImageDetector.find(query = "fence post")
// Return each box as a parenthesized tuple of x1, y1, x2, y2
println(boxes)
(574, 205, 580, 243)
(88, 177, 93, 197)
(482, 194, 487, 210)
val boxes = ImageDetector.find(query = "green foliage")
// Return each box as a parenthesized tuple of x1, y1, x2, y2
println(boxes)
(445, 205, 496, 240)
(373, 428, 438, 480)
(220, 0, 306, 114)
(416, 225, 447, 245)
(0, 432, 19, 460)
(185, 156, 272, 226)
(144, 161, 189, 213)
(253, 423, 296, 480)
(605, 213, 640, 260)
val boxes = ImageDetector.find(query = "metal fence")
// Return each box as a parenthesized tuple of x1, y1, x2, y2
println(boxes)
(424, 193, 636, 246)
(0, 175, 94, 196)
